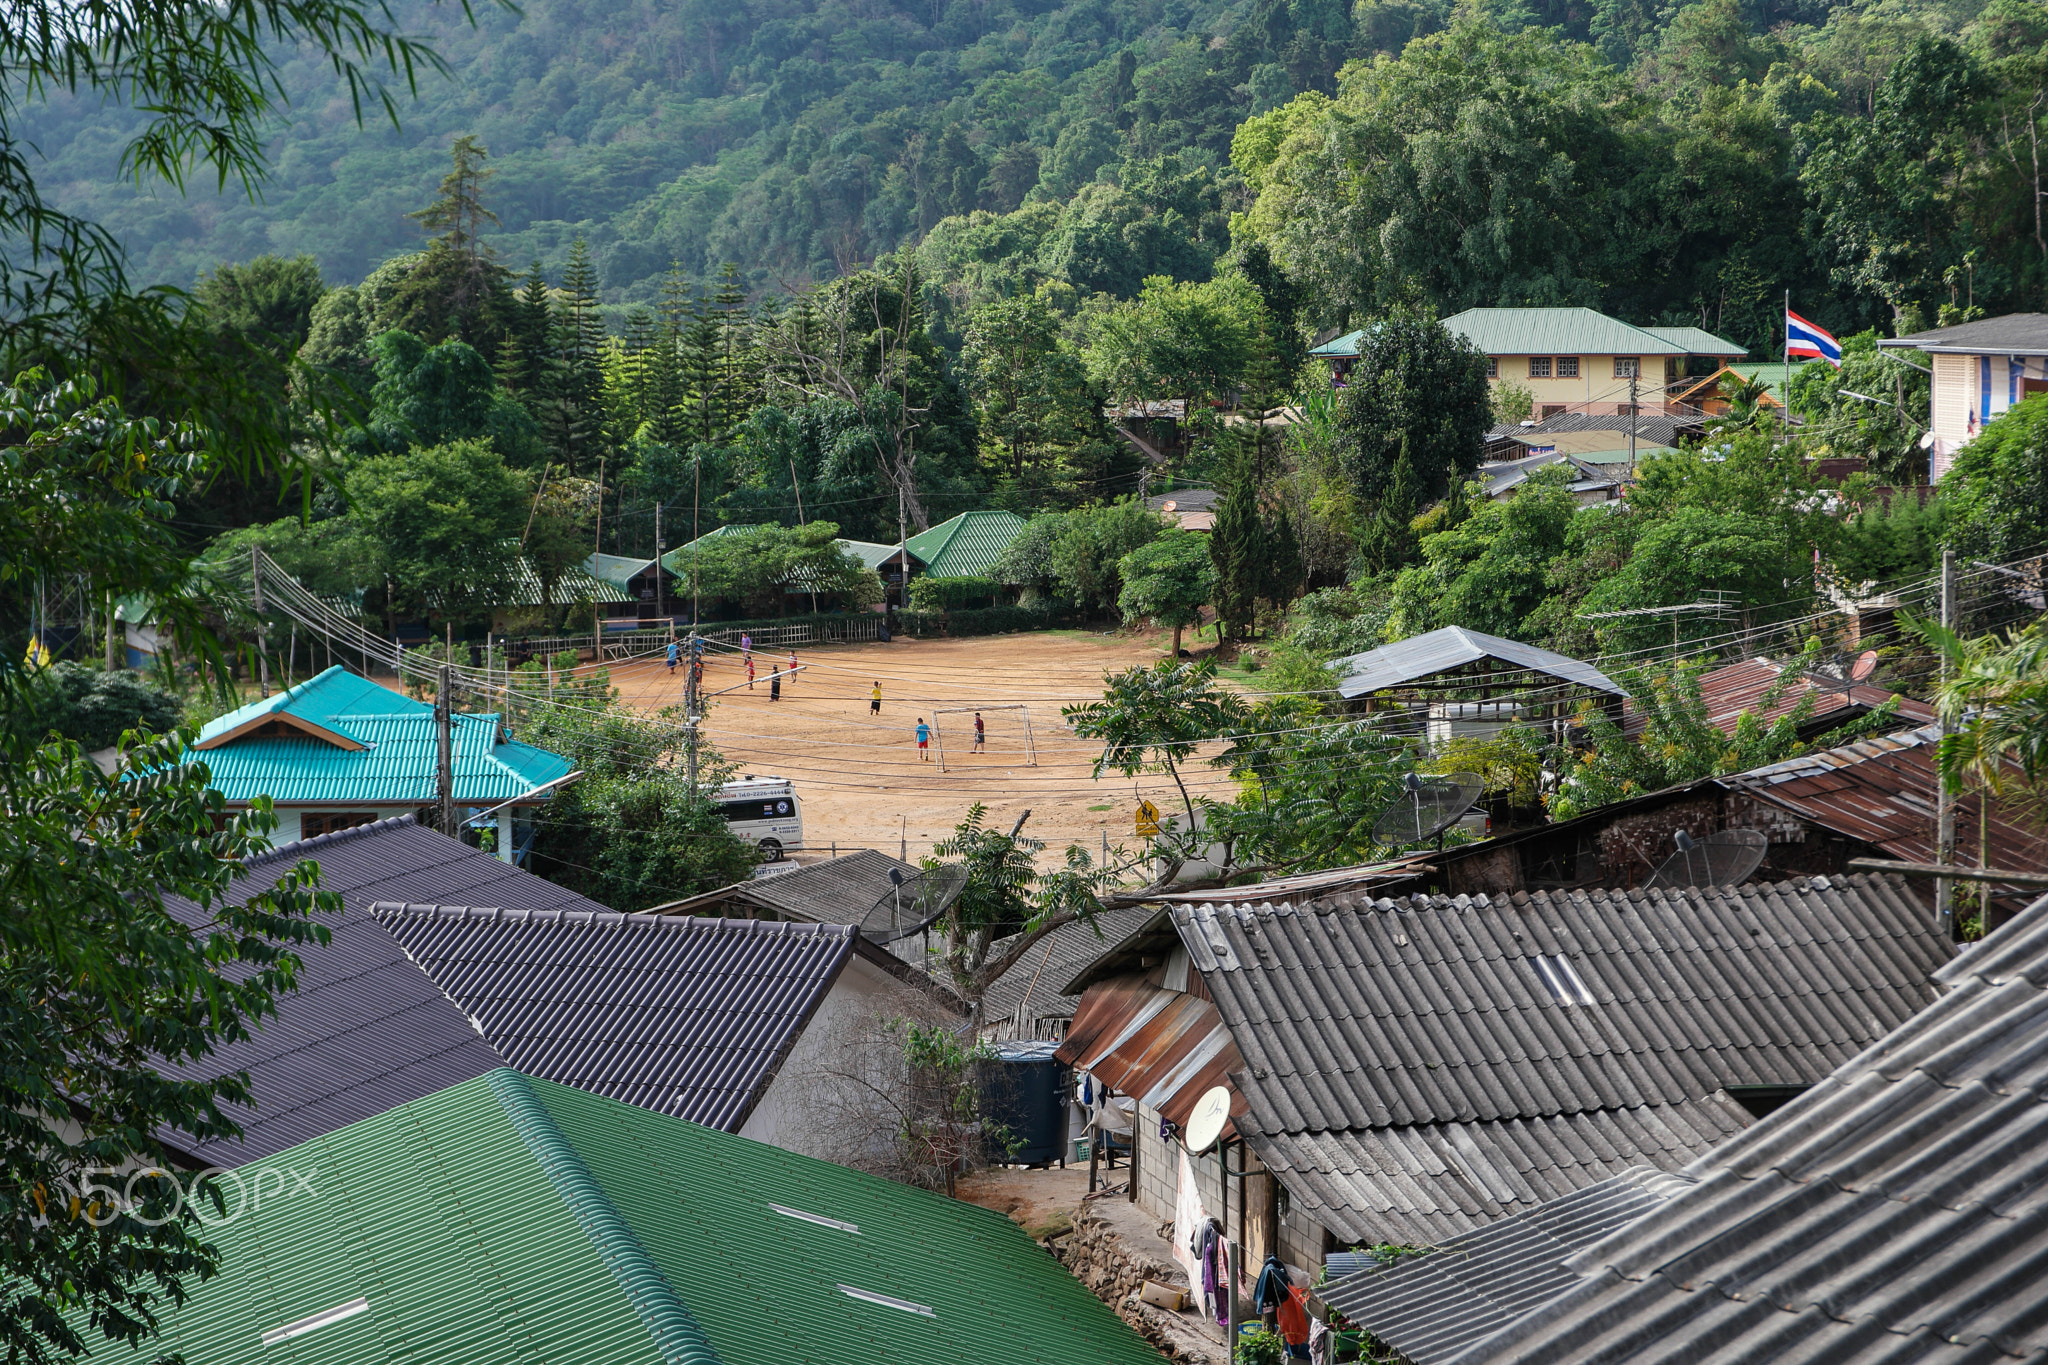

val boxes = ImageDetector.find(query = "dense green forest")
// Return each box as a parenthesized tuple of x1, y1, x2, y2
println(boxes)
(26, 0, 2048, 346)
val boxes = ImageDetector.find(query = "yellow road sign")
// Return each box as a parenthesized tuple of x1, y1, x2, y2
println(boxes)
(1135, 799, 1160, 838)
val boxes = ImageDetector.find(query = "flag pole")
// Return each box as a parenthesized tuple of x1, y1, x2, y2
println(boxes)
(1782, 290, 1790, 435)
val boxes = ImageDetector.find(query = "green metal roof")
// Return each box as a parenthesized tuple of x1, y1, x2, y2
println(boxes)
(905, 511, 1028, 579)
(663, 528, 921, 578)
(1640, 325, 1748, 357)
(192, 666, 574, 806)
(428, 546, 631, 610)
(1309, 329, 1365, 357)
(587, 551, 662, 593)
(1443, 308, 1688, 357)
(145, 1070, 1164, 1365)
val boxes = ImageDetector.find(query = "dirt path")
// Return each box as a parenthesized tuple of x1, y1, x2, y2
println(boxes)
(605, 628, 1238, 861)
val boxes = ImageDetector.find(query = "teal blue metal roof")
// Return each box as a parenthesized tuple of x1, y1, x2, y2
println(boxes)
(905, 511, 1027, 578)
(143, 1070, 1164, 1365)
(192, 666, 573, 806)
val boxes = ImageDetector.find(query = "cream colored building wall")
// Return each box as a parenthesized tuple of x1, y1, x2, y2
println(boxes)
(1487, 353, 1652, 415)
(1929, 352, 1975, 482)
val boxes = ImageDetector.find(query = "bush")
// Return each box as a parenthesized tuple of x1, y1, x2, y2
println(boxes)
(18, 664, 182, 750)
(899, 603, 1065, 637)
(908, 575, 1004, 612)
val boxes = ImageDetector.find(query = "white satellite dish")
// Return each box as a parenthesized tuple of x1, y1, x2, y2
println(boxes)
(1184, 1085, 1232, 1154)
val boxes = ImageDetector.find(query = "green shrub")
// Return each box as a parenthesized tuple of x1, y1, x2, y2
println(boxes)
(18, 663, 182, 750)
(908, 575, 1005, 612)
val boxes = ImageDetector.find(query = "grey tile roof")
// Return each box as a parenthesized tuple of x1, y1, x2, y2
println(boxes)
(1322, 1166, 1694, 1364)
(651, 848, 921, 924)
(1174, 875, 1954, 1246)
(977, 905, 1157, 1036)
(1330, 626, 1626, 699)
(158, 816, 608, 1162)
(1444, 890, 2048, 1365)
(1882, 310, 2048, 355)
(374, 904, 858, 1132)
(1251, 1104, 1739, 1248)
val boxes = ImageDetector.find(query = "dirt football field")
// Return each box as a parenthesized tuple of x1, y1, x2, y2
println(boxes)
(605, 628, 1238, 864)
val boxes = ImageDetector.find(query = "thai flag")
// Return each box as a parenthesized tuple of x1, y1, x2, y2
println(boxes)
(1785, 309, 1842, 367)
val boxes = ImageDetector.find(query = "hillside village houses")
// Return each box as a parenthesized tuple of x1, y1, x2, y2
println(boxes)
(1881, 311, 2048, 480)
(1311, 307, 1749, 417)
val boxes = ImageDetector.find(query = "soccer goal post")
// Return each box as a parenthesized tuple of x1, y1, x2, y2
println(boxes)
(930, 705, 1036, 772)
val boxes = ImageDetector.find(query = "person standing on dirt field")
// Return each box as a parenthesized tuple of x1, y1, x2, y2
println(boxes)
(769, 670, 781, 702)
(666, 640, 678, 675)
(747, 657, 756, 689)
(787, 650, 798, 687)
(740, 633, 752, 665)
(973, 712, 985, 751)
(870, 681, 882, 715)
(915, 718, 930, 761)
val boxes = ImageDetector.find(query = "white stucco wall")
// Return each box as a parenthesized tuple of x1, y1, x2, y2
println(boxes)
(269, 808, 303, 845)
(739, 953, 939, 1160)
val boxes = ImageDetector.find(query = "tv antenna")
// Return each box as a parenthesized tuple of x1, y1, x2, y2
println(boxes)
(858, 864, 969, 942)
(1371, 772, 1485, 850)
(1645, 829, 1768, 890)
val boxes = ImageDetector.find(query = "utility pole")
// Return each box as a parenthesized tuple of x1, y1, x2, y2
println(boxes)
(684, 628, 700, 789)
(436, 663, 455, 837)
(1627, 371, 1639, 473)
(592, 456, 605, 653)
(251, 544, 271, 697)
(654, 502, 666, 623)
(1935, 548, 1958, 933)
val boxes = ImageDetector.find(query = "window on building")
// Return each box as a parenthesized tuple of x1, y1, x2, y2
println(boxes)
(1615, 404, 1638, 417)
(302, 811, 377, 838)
(1528, 356, 1551, 379)
(1556, 356, 1579, 378)
(1614, 356, 1640, 378)
(1485, 357, 1498, 378)
(1540, 404, 1569, 419)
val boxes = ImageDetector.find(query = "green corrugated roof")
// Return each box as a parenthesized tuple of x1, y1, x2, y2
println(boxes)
(663, 529, 921, 577)
(428, 546, 631, 610)
(1443, 308, 1687, 357)
(144, 1071, 1162, 1365)
(904, 511, 1028, 579)
(191, 666, 574, 806)
(1640, 325, 1748, 357)
(588, 552, 661, 593)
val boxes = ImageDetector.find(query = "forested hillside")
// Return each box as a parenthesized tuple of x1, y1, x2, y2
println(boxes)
(33, 0, 2047, 344)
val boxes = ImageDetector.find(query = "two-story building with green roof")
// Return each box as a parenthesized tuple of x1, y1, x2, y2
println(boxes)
(128, 1069, 1164, 1365)
(1311, 308, 1747, 419)
(191, 665, 576, 858)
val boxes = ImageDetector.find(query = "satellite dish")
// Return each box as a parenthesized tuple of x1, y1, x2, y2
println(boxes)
(1184, 1086, 1231, 1154)
(1849, 650, 1879, 683)
(1372, 772, 1486, 848)
(858, 864, 969, 943)
(1645, 829, 1768, 890)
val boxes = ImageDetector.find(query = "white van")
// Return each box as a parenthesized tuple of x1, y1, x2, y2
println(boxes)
(715, 776, 803, 861)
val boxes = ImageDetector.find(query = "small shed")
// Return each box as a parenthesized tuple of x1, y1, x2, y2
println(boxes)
(1328, 626, 1628, 744)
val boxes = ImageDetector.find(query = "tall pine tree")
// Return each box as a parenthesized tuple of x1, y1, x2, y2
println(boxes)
(1209, 428, 1265, 641)
(547, 239, 606, 475)
(1363, 432, 1422, 574)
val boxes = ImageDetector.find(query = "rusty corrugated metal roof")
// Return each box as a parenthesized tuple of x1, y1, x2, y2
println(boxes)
(1054, 975, 1244, 1136)
(1627, 657, 1936, 739)
(1731, 723, 2048, 910)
